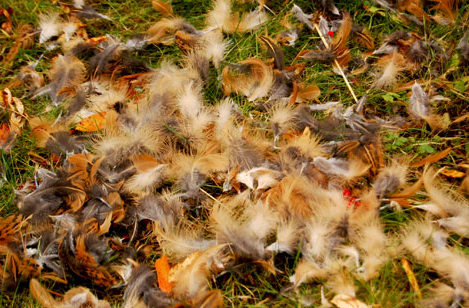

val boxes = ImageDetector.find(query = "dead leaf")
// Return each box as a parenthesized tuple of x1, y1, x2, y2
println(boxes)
(331, 294, 369, 308)
(401, 258, 422, 299)
(155, 255, 173, 294)
(75, 112, 107, 132)
(2, 24, 35, 68)
(297, 84, 321, 102)
(0, 8, 13, 34)
(132, 154, 160, 172)
(440, 168, 466, 178)
(0, 123, 10, 145)
(410, 148, 452, 168)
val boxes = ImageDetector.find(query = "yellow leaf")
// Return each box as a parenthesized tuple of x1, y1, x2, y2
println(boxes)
(75, 112, 106, 132)
(441, 169, 466, 178)
(155, 255, 173, 294)
(401, 258, 422, 299)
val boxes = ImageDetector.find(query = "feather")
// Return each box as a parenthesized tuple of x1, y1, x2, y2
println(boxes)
(222, 58, 274, 101)
(291, 5, 314, 31)
(201, 30, 229, 68)
(313, 157, 369, 180)
(38, 12, 61, 44)
(73, 0, 112, 20)
(373, 160, 408, 198)
(62, 22, 78, 42)
(154, 223, 216, 260)
(409, 81, 430, 119)
(290, 260, 328, 288)
(266, 219, 301, 254)
(300, 49, 335, 62)
(152, 0, 174, 16)
(89, 41, 124, 76)
(123, 156, 168, 193)
(206, 0, 267, 33)
(373, 51, 406, 89)
(456, 30, 469, 66)
(177, 81, 203, 119)
(30, 279, 111, 308)
(270, 102, 296, 139)
(211, 196, 270, 260)
(431, 0, 459, 25)
(123, 263, 173, 308)
(330, 12, 353, 68)
(407, 39, 428, 63)
(236, 167, 284, 190)
(206, 0, 232, 30)
(169, 244, 232, 299)
(235, 8, 268, 33)
(259, 36, 285, 70)
(319, 0, 340, 15)
(34, 54, 86, 106)
(45, 131, 86, 155)
(222, 129, 264, 170)
(353, 223, 388, 280)
(135, 193, 182, 230)
(148, 17, 199, 44)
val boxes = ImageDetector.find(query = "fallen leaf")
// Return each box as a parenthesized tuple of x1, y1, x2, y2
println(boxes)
(297, 84, 321, 102)
(401, 258, 422, 299)
(0, 8, 13, 34)
(440, 168, 466, 178)
(155, 255, 173, 294)
(75, 112, 106, 132)
(410, 147, 452, 168)
(0, 123, 10, 145)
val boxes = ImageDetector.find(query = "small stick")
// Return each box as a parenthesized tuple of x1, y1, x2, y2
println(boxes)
(312, 22, 359, 104)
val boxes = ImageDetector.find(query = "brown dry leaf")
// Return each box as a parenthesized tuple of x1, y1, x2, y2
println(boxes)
(75, 112, 107, 132)
(410, 147, 452, 168)
(440, 168, 466, 178)
(132, 154, 159, 172)
(0, 123, 10, 145)
(0, 8, 13, 34)
(2, 24, 35, 68)
(155, 255, 173, 294)
(0, 89, 27, 151)
(152, 0, 173, 16)
(98, 212, 113, 236)
(297, 84, 321, 102)
(401, 258, 422, 299)
(331, 294, 368, 308)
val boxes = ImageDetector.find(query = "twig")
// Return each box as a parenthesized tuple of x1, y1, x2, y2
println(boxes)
(312, 22, 359, 104)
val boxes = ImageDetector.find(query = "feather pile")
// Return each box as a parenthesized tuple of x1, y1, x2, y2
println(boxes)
(1, 0, 468, 307)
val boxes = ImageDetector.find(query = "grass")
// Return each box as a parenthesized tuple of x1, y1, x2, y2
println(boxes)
(0, 0, 468, 307)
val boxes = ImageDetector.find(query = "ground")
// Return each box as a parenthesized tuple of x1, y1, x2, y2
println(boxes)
(0, 0, 469, 307)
